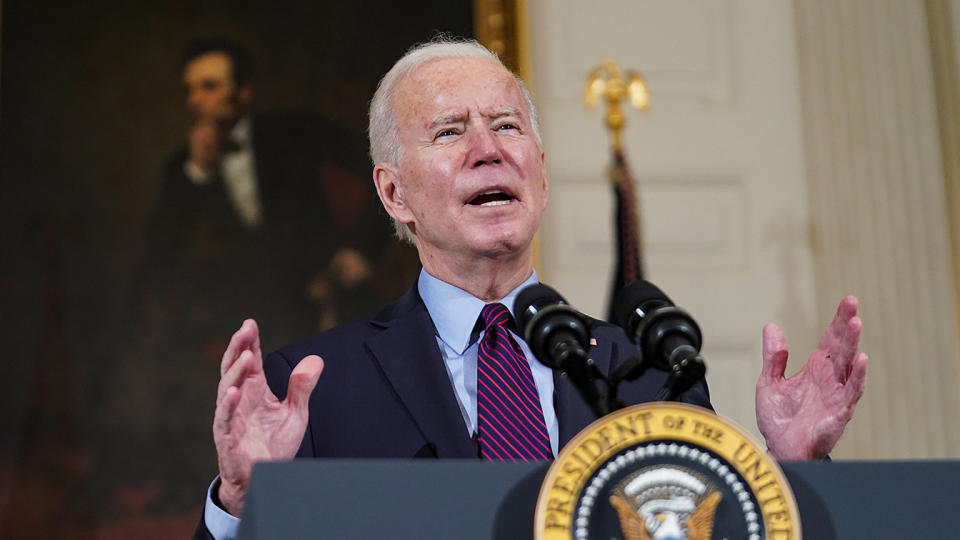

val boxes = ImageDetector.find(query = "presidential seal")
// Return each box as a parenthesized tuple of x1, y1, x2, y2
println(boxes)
(534, 403, 800, 540)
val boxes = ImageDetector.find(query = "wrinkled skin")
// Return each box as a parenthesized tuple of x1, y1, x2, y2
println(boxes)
(213, 319, 324, 516)
(373, 56, 548, 302)
(756, 296, 868, 460)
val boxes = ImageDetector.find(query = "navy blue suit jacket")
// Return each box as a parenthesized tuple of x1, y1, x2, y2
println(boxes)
(264, 283, 710, 458)
(194, 283, 711, 538)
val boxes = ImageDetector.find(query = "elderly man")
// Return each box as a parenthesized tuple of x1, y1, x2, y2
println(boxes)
(196, 39, 867, 539)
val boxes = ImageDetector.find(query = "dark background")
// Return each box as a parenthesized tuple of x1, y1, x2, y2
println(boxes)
(0, 1, 472, 537)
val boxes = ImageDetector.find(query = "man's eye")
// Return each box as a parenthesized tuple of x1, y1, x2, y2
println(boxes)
(436, 129, 459, 139)
(496, 123, 518, 131)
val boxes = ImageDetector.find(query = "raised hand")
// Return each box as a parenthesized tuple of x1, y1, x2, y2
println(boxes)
(755, 296, 868, 460)
(213, 319, 324, 516)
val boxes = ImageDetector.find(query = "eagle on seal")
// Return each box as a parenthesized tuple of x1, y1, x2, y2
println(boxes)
(610, 490, 721, 540)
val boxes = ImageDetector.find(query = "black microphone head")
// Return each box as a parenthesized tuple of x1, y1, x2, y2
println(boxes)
(515, 284, 604, 416)
(615, 280, 704, 373)
(613, 280, 674, 331)
(514, 283, 569, 340)
(514, 283, 590, 369)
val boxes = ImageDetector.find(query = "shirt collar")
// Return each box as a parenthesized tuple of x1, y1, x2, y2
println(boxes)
(418, 268, 539, 355)
(228, 116, 253, 147)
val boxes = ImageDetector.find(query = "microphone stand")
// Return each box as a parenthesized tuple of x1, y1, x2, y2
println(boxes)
(651, 347, 706, 401)
(604, 298, 708, 410)
(550, 335, 615, 418)
(605, 346, 706, 410)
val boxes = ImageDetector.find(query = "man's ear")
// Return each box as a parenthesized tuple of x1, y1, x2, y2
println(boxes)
(373, 164, 414, 225)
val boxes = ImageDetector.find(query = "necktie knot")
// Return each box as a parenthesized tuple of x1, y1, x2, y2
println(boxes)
(480, 302, 513, 332)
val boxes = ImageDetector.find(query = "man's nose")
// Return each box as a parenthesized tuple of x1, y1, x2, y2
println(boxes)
(467, 126, 502, 167)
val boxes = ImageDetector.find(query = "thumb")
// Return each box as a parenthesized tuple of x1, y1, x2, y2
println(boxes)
(760, 323, 789, 381)
(286, 355, 324, 411)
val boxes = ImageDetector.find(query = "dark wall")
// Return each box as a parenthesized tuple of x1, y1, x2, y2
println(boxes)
(0, 1, 472, 537)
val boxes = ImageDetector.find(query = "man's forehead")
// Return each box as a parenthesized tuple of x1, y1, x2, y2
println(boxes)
(426, 106, 524, 127)
(409, 57, 515, 91)
(395, 57, 525, 119)
(184, 52, 233, 82)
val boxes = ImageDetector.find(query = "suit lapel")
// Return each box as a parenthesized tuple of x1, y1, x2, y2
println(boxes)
(554, 335, 615, 449)
(365, 287, 476, 458)
(363, 282, 619, 457)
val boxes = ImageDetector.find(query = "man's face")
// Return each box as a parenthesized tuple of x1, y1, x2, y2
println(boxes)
(182, 52, 246, 122)
(382, 57, 548, 262)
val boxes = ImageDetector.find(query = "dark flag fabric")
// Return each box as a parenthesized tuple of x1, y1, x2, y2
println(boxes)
(606, 148, 644, 323)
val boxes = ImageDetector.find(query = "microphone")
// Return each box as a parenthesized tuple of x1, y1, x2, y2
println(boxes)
(612, 280, 706, 400)
(514, 284, 590, 369)
(514, 283, 609, 417)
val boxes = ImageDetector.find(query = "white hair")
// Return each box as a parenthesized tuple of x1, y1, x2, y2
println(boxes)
(368, 38, 542, 243)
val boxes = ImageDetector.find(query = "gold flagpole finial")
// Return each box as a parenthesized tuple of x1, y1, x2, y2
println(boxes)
(584, 58, 650, 151)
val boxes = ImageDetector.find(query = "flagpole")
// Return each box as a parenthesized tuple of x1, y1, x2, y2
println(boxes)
(585, 58, 650, 321)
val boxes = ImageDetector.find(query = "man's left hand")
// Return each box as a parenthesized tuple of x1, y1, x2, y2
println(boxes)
(756, 296, 868, 460)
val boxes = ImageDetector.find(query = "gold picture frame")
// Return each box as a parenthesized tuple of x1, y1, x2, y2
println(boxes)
(474, 0, 529, 79)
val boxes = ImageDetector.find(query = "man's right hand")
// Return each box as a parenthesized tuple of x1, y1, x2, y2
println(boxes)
(188, 119, 223, 176)
(213, 319, 324, 516)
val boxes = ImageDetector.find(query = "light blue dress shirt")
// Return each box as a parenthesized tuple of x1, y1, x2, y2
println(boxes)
(204, 268, 558, 539)
(417, 268, 559, 455)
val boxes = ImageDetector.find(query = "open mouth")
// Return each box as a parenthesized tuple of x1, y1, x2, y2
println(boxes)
(468, 189, 515, 207)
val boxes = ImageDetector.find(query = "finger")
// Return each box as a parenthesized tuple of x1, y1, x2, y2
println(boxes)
(831, 316, 862, 380)
(760, 323, 789, 381)
(844, 352, 868, 404)
(214, 385, 242, 438)
(220, 320, 252, 376)
(221, 319, 261, 377)
(285, 355, 325, 413)
(217, 349, 262, 403)
(819, 296, 858, 349)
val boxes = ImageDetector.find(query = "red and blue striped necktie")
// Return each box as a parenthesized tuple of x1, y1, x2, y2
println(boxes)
(477, 303, 552, 461)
